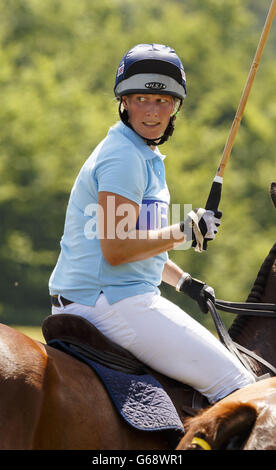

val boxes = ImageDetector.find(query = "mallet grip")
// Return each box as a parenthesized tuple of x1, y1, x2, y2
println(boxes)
(205, 177, 223, 212)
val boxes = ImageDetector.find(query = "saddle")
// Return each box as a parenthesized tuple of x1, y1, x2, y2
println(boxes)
(42, 314, 209, 420)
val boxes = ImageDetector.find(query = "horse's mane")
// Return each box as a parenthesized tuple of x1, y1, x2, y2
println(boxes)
(229, 242, 276, 340)
(246, 242, 276, 302)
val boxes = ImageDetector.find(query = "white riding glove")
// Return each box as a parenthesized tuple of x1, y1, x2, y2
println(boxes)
(180, 208, 222, 252)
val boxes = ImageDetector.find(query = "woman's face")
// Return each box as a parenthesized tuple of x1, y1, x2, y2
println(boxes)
(121, 94, 176, 142)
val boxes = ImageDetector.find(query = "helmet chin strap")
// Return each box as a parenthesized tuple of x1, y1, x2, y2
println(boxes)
(118, 103, 177, 146)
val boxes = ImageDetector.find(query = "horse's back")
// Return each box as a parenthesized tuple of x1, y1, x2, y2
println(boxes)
(0, 323, 168, 450)
(38, 340, 169, 449)
(0, 324, 109, 448)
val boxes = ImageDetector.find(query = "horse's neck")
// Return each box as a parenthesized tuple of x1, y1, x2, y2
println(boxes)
(246, 246, 276, 305)
(229, 243, 276, 375)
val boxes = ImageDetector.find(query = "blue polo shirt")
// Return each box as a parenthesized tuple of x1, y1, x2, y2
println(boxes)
(49, 121, 170, 305)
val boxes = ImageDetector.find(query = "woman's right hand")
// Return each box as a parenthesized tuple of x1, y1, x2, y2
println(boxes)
(180, 208, 222, 251)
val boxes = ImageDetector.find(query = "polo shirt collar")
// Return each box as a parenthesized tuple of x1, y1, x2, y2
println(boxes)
(114, 121, 166, 160)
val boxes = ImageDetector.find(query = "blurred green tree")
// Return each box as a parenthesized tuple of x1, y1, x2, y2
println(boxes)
(0, 0, 275, 327)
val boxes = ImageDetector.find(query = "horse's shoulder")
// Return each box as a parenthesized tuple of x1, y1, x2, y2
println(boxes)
(0, 323, 47, 383)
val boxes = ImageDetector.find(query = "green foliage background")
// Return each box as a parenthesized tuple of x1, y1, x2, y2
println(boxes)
(0, 0, 275, 329)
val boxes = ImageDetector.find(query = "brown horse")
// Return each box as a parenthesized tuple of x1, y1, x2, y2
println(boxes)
(0, 323, 170, 450)
(177, 183, 276, 450)
(0, 185, 275, 450)
(177, 377, 276, 450)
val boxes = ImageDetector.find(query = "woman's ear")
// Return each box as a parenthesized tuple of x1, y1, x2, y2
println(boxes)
(121, 96, 128, 111)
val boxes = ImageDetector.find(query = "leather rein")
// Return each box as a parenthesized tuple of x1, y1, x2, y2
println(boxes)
(207, 299, 276, 379)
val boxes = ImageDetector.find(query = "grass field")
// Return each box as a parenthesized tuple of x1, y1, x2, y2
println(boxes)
(12, 325, 44, 343)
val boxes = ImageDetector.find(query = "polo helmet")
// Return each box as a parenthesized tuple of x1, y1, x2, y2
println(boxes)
(114, 43, 187, 100)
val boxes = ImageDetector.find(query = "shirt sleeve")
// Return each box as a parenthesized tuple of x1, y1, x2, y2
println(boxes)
(95, 149, 147, 205)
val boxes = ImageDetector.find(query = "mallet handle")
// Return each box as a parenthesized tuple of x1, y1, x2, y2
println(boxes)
(205, 0, 276, 212)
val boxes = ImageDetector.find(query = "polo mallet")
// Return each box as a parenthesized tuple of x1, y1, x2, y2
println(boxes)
(205, 0, 276, 213)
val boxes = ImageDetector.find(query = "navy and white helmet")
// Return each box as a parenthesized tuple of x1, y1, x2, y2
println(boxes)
(114, 43, 187, 101)
(114, 44, 186, 146)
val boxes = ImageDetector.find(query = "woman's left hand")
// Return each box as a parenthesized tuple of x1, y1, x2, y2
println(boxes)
(179, 275, 215, 314)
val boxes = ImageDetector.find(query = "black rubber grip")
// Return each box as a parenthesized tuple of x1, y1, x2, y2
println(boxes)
(205, 180, 222, 212)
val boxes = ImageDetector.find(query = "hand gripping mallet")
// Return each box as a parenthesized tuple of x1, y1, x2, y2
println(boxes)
(205, 0, 276, 213)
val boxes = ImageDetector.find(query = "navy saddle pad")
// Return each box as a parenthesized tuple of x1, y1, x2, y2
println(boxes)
(49, 339, 184, 437)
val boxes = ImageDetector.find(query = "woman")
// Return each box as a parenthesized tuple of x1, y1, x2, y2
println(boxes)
(49, 44, 254, 403)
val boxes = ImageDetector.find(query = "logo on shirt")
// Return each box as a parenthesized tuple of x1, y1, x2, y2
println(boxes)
(145, 82, 167, 90)
(136, 199, 168, 230)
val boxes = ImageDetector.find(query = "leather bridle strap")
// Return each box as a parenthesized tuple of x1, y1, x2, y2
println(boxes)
(207, 299, 276, 378)
(233, 342, 276, 376)
(215, 299, 276, 317)
(207, 300, 255, 375)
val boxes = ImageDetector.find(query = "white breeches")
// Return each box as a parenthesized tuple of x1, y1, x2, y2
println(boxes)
(52, 291, 255, 403)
